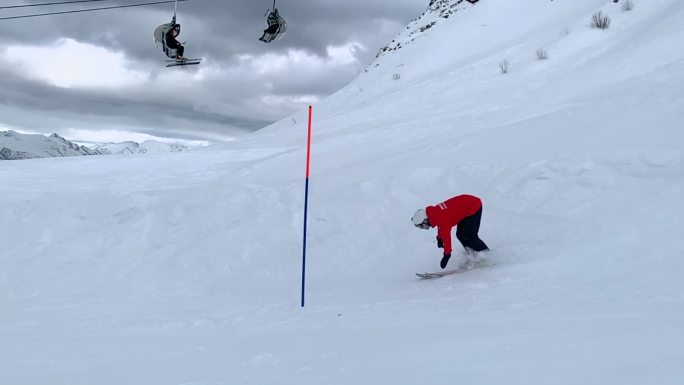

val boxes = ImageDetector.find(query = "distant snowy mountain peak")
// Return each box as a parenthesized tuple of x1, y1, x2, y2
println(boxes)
(0, 130, 191, 160)
(91, 140, 190, 155)
(0, 130, 100, 160)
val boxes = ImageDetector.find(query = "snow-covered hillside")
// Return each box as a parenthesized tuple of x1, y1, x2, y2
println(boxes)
(375, 0, 475, 58)
(1, 1, 683, 384)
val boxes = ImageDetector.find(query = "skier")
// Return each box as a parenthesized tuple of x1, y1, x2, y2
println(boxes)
(412, 194, 489, 269)
(165, 23, 185, 60)
(264, 20, 279, 35)
(259, 8, 284, 42)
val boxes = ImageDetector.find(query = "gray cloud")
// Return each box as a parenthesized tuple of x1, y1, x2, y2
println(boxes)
(0, 0, 426, 142)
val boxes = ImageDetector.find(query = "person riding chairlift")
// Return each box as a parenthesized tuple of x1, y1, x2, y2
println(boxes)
(165, 23, 185, 60)
(259, 9, 281, 42)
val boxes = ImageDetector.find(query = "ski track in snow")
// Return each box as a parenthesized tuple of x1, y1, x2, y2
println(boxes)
(2, 0, 684, 384)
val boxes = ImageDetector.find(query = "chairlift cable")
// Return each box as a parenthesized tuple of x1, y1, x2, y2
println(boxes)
(0, 0, 114, 10)
(0, 0, 198, 21)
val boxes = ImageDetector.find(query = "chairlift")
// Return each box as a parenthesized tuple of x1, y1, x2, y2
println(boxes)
(153, 0, 201, 67)
(259, 0, 287, 43)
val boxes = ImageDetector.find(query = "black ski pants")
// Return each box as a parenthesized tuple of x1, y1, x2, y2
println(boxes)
(456, 207, 489, 252)
(167, 40, 184, 58)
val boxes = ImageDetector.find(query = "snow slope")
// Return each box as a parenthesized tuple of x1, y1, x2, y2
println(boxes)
(1, 0, 683, 384)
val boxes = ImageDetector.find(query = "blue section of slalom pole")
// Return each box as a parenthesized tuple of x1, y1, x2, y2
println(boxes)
(301, 176, 309, 307)
(301, 105, 312, 308)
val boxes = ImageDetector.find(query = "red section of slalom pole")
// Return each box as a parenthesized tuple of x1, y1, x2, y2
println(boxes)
(301, 105, 313, 307)
(305, 106, 313, 177)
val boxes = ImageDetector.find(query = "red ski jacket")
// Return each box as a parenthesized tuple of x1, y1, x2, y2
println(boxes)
(425, 194, 482, 254)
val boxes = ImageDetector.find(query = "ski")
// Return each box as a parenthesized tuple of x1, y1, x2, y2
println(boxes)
(416, 258, 489, 280)
(166, 58, 202, 67)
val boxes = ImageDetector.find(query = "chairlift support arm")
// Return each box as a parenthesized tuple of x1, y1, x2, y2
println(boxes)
(171, 0, 177, 23)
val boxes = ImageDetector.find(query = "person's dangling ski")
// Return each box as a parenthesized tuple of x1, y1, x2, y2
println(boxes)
(412, 194, 489, 269)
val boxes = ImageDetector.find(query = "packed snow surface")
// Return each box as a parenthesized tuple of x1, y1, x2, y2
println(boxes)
(1, 0, 683, 384)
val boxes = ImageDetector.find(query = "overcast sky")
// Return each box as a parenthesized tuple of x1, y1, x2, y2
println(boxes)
(0, 0, 426, 144)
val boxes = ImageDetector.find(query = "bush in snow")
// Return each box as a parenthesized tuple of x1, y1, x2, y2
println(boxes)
(622, 1, 635, 12)
(393, 73, 401, 80)
(536, 49, 549, 60)
(591, 11, 611, 29)
(499, 60, 510, 74)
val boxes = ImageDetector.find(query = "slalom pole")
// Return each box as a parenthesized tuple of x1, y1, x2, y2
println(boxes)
(301, 105, 313, 308)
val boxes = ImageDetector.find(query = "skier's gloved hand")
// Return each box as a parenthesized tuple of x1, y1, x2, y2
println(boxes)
(440, 253, 451, 269)
(436, 236, 444, 249)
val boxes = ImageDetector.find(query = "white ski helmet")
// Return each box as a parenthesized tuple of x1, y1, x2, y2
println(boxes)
(412, 208, 430, 229)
